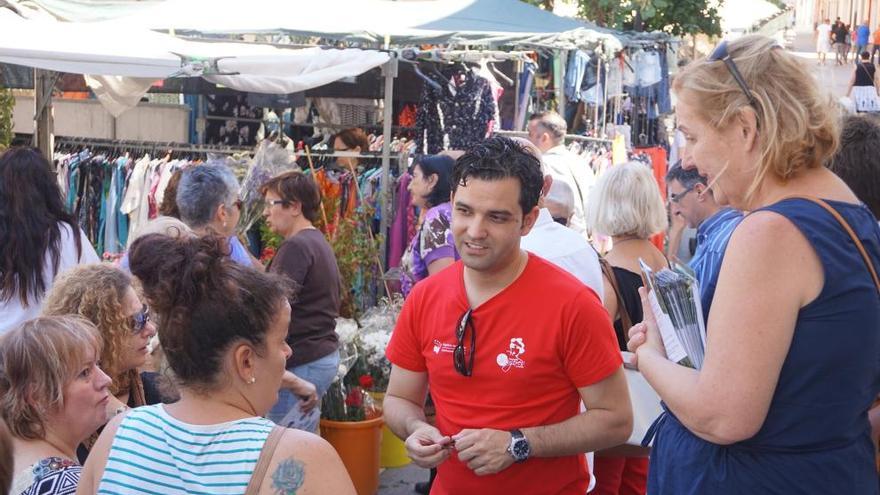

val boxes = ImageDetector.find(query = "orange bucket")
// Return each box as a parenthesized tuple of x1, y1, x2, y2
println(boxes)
(320, 417, 383, 495)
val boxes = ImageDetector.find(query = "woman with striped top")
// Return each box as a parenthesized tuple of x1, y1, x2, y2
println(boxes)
(75, 234, 355, 495)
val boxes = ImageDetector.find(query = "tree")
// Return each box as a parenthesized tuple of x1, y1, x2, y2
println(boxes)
(521, 0, 723, 37)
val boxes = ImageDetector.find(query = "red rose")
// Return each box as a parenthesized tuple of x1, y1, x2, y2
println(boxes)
(359, 374, 374, 390)
(345, 387, 364, 407)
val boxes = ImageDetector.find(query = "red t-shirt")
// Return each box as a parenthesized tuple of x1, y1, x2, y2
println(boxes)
(386, 253, 622, 495)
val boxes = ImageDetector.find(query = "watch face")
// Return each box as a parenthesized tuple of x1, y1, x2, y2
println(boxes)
(513, 440, 530, 459)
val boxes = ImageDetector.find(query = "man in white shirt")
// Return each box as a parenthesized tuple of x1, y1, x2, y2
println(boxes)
(527, 111, 595, 236)
(816, 18, 833, 65)
(520, 172, 604, 302)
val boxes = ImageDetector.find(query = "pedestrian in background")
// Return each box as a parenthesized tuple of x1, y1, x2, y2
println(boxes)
(847, 51, 880, 113)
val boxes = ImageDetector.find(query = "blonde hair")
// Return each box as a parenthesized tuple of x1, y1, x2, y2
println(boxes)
(586, 161, 668, 238)
(43, 264, 133, 393)
(0, 315, 101, 440)
(673, 34, 839, 204)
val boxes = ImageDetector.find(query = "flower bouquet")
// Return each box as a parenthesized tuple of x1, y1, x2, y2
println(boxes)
(321, 318, 381, 422)
(236, 139, 299, 235)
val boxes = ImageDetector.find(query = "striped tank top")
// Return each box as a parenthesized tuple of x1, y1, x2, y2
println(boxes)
(97, 404, 274, 495)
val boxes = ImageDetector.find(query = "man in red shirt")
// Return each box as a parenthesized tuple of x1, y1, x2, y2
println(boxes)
(384, 137, 632, 495)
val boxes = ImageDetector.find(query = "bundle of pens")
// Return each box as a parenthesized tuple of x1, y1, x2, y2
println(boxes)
(639, 260, 707, 369)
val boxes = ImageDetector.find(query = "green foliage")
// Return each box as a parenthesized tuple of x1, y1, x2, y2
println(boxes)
(330, 205, 383, 319)
(525, 0, 724, 37)
(0, 87, 14, 151)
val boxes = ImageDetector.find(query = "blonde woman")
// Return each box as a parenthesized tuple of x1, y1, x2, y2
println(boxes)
(1, 316, 111, 495)
(42, 264, 158, 460)
(585, 161, 667, 495)
(628, 35, 880, 493)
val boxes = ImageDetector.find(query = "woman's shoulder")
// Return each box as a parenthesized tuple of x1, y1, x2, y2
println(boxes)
(425, 202, 452, 221)
(12, 457, 82, 495)
(263, 429, 354, 495)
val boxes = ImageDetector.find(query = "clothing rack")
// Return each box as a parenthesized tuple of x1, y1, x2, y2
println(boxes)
(398, 47, 533, 64)
(493, 130, 612, 144)
(53, 136, 253, 155)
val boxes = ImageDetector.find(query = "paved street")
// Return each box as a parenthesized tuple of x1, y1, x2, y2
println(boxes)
(788, 28, 859, 100)
(378, 463, 428, 495)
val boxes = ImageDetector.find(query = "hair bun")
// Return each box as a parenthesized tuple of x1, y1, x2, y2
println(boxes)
(129, 234, 230, 315)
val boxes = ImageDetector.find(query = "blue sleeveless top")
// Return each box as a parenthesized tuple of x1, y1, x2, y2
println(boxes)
(648, 198, 880, 494)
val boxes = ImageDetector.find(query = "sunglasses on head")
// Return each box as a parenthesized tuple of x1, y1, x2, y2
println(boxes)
(131, 306, 151, 333)
(453, 309, 476, 377)
(707, 40, 783, 109)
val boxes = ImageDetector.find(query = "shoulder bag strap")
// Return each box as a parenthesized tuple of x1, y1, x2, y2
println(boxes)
(244, 425, 286, 495)
(789, 196, 880, 294)
(598, 256, 634, 331)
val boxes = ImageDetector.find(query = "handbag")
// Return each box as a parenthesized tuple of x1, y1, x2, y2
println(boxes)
(598, 257, 663, 447)
(244, 425, 286, 495)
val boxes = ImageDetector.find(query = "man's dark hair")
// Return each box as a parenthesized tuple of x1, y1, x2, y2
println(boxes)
(665, 162, 708, 190)
(452, 137, 544, 215)
(829, 115, 880, 218)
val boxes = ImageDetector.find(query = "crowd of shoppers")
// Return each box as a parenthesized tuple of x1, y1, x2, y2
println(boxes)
(0, 33, 879, 495)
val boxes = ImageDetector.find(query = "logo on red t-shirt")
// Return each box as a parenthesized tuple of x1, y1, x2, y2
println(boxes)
(433, 339, 456, 354)
(496, 338, 526, 372)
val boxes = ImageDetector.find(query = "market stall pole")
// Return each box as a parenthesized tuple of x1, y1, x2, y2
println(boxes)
(379, 56, 397, 266)
(33, 68, 59, 164)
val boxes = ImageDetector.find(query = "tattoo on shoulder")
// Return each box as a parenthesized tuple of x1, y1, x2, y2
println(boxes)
(271, 458, 305, 495)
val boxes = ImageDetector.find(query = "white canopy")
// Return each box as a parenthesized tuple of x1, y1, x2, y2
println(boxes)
(0, 9, 391, 115)
(8, 0, 622, 52)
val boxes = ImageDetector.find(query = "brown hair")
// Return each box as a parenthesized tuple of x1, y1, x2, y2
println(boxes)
(259, 171, 322, 223)
(43, 264, 135, 396)
(333, 128, 370, 153)
(128, 234, 291, 391)
(0, 418, 11, 494)
(0, 316, 101, 440)
(673, 34, 839, 205)
(159, 169, 184, 218)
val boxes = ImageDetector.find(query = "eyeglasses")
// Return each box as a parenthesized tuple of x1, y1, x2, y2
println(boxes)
(453, 309, 476, 377)
(669, 186, 695, 204)
(265, 199, 290, 207)
(130, 306, 151, 333)
(708, 40, 783, 109)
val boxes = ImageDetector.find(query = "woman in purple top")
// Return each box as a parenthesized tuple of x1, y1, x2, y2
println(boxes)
(400, 154, 458, 297)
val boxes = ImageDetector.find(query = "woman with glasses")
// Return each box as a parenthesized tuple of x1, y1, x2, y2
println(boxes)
(333, 128, 371, 170)
(175, 164, 262, 270)
(42, 264, 158, 461)
(0, 147, 100, 335)
(260, 171, 341, 434)
(585, 161, 668, 495)
(2, 316, 111, 495)
(628, 35, 880, 493)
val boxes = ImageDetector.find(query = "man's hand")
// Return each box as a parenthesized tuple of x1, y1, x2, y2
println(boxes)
(453, 428, 515, 476)
(405, 423, 453, 469)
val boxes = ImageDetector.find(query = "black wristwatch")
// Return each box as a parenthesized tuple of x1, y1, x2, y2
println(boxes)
(507, 429, 530, 463)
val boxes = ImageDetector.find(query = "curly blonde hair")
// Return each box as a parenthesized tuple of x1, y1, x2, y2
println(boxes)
(673, 34, 839, 206)
(43, 264, 134, 395)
